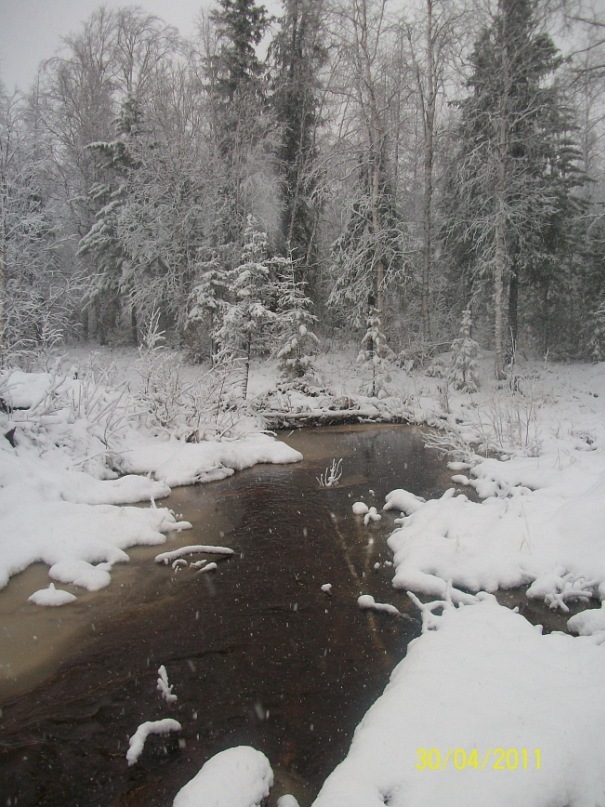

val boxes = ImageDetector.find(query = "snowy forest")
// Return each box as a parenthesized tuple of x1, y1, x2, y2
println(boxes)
(2, 0, 605, 386)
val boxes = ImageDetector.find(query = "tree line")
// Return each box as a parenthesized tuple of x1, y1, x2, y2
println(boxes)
(1, 0, 604, 387)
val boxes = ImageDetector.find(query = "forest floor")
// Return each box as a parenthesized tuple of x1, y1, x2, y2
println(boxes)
(1, 342, 605, 806)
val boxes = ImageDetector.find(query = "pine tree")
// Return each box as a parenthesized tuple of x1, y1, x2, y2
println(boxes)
(442, 0, 585, 374)
(208, 0, 272, 243)
(357, 307, 393, 399)
(270, 0, 327, 290)
(274, 257, 319, 381)
(449, 306, 479, 393)
(214, 216, 277, 397)
(77, 94, 143, 344)
(186, 255, 229, 361)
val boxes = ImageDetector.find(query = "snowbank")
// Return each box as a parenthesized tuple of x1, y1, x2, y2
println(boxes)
(172, 746, 273, 807)
(313, 595, 605, 807)
(0, 365, 300, 598)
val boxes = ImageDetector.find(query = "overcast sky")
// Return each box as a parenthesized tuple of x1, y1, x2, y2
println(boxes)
(1, 0, 605, 93)
(0, 0, 215, 92)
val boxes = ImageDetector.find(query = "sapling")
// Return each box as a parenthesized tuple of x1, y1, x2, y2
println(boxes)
(449, 307, 479, 393)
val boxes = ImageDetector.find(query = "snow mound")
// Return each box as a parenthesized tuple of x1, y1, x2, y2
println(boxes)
(568, 605, 605, 636)
(383, 488, 426, 515)
(352, 501, 369, 515)
(49, 559, 113, 591)
(172, 746, 273, 807)
(313, 596, 605, 807)
(28, 582, 77, 606)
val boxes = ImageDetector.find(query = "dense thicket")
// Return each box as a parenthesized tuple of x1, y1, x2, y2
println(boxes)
(1, 0, 604, 376)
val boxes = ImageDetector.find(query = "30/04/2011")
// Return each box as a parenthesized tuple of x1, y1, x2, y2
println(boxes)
(416, 748, 542, 771)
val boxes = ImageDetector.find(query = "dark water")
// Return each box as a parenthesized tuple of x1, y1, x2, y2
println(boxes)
(0, 425, 454, 807)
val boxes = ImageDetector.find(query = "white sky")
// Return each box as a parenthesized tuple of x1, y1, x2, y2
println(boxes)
(0, 0, 215, 92)
(1, 0, 604, 93)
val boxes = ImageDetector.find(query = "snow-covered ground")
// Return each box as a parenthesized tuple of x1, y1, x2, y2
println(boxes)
(1, 343, 604, 806)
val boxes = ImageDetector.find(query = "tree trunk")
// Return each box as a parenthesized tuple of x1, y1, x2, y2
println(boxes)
(421, 0, 435, 344)
(0, 231, 7, 362)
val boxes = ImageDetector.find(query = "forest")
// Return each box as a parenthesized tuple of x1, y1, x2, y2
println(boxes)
(1, 0, 605, 389)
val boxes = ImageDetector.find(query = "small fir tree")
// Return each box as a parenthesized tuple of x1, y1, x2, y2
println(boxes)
(186, 255, 229, 361)
(588, 301, 605, 363)
(213, 216, 277, 398)
(449, 307, 479, 393)
(274, 258, 319, 381)
(357, 307, 392, 399)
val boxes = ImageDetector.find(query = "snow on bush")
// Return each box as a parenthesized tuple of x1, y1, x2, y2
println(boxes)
(172, 746, 273, 807)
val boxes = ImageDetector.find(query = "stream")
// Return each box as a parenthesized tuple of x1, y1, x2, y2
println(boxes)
(0, 424, 577, 806)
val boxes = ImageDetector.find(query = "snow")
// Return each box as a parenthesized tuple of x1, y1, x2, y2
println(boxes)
(313, 594, 605, 807)
(126, 719, 182, 766)
(357, 594, 400, 616)
(172, 746, 273, 807)
(28, 582, 77, 606)
(0, 363, 300, 597)
(157, 665, 178, 704)
(352, 501, 369, 515)
(154, 545, 235, 564)
(3, 347, 605, 806)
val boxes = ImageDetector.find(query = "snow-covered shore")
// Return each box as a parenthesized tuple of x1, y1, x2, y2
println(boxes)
(0, 352, 302, 598)
(1, 344, 604, 806)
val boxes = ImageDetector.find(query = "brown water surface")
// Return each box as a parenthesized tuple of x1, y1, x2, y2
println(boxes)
(0, 425, 455, 806)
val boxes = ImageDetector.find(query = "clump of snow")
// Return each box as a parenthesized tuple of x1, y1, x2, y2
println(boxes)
(352, 501, 369, 515)
(568, 604, 605, 636)
(198, 561, 218, 574)
(155, 545, 234, 564)
(49, 559, 112, 591)
(172, 746, 273, 807)
(383, 488, 426, 515)
(277, 797, 300, 807)
(126, 718, 181, 766)
(313, 595, 605, 807)
(28, 582, 77, 606)
(157, 665, 177, 704)
(321, 583, 332, 594)
(363, 506, 381, 525)
(357, 594, 400, 616)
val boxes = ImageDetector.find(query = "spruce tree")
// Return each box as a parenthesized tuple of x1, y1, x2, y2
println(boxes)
(442, 0, 585, 373)
(270, 0, 327, 291)
(449, 307, 479, 393)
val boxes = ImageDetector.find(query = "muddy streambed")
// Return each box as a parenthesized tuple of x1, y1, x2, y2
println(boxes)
(0, 424, 576, 807)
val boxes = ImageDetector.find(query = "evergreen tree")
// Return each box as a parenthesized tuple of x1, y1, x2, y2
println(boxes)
(77, 95, 143, 344)
(186, 254, 229, 361)
(274, 256, 319, 381)
(270, 0, 327, 290)
(449, 306, 479, 393)
(442, 0, 585, 374)
(357, 306, 393, 399)
(207, 0, 273, 243)
(214, 216, 277, 397)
